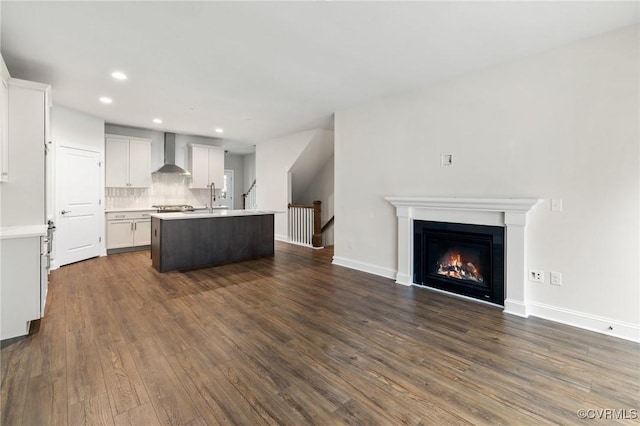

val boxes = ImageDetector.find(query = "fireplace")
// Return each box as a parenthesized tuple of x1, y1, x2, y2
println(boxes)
(414, 221, 504, 305)
(384, 197, 541, 317)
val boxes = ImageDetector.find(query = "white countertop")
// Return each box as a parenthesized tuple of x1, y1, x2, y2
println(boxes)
(150, 209, 278, 220)
(105, 206, 229, 213)
(105, 207, 157, 213)
(0, 225, 48, 239)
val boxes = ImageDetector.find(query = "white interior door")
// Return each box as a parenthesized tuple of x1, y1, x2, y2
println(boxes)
(220, 169, 234, 209)
(57, 146, 102, 266)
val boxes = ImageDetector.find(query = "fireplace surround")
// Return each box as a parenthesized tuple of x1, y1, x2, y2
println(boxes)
(414, 220, 504, 305)
(385, 197, 541, 317)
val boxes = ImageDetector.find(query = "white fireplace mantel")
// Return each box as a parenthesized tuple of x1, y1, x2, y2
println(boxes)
(385, 197, 542, 317)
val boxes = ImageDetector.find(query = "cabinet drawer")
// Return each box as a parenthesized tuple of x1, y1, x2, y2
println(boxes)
(106, 211, 154, 221)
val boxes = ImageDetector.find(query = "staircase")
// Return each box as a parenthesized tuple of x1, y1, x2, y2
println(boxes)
(286, 129, 334, 248)
(242, 179, 257, 209)
(288, 201, 322, 248)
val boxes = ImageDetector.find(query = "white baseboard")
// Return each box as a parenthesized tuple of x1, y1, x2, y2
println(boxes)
(528, 302, 640, 343)
(331, 256, 396, 280)
(504, 298, 528, 318)
(274, 233, 288, 242)
(279, 239, 324, 250)
(395, 273, 412, 286)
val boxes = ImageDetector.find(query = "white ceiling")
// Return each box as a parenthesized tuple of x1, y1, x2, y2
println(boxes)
(2, 1, 638, 150)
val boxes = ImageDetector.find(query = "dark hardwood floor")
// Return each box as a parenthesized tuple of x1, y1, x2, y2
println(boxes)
(2, 242, 638, 425)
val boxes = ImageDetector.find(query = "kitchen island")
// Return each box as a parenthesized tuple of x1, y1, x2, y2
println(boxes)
(150, 210, 275, 272)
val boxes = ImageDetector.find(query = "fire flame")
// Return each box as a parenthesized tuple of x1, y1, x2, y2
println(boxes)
(436, 252, 483, 282)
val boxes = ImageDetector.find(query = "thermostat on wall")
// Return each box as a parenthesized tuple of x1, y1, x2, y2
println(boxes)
(441, 154, 453, 166)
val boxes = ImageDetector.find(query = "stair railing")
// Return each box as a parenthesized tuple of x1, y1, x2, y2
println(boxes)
(321, 216, 334, 233)
(320, 215, 335, 247)
(242, 179, 257, 209)
(288, 200, 322, 247)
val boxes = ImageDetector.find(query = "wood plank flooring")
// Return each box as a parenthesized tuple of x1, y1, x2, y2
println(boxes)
(2, 241, 639, 425)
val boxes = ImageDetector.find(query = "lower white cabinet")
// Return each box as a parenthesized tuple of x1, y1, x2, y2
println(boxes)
(0, 231, 44, 340)
(133, 218, 151, 246)
(106, 210, 154, 250)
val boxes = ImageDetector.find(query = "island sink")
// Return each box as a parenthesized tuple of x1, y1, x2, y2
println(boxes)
(150, 210, 275, 272)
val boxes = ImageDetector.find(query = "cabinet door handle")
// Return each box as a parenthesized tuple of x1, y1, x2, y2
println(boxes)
(131, 222, 134, 231)
(134, 222, 137, 231)
(115, 214, 125, 218)
(61, 209, 72, 215)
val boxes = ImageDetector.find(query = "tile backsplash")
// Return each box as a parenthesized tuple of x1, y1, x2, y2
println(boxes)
(105, 174, 224, 210)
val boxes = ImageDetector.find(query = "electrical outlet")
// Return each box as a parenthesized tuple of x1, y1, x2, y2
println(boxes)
(529, 269, 544, 283)
(441, 154, 453, 166)
(550, 272, 562, 286)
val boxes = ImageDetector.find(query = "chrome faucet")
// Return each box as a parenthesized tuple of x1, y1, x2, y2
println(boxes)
(209, 182, 216, 212)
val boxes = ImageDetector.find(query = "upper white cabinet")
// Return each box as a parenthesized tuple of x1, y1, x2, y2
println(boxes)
(188, 143, 224, 189)
(0, 80, 8, 183)
(0, 59, 12, 184)
(105, 135, 151, 188)
(1, 79, 50, 226)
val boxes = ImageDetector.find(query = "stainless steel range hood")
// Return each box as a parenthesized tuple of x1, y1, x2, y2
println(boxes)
(153, 133, 191, 175)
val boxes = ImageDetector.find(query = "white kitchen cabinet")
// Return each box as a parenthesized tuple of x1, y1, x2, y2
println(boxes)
(188, 143, 224, 189)
(1, 79, 49, 226)
(128, 139, 152, 187)
(0, 79, 8, 183)
(106, 219, 134, 249)
(105, 135, 151, 188)
(133, 218, 151, 246)
(106, 210, 153, 250)
(0, 230, 45, 340)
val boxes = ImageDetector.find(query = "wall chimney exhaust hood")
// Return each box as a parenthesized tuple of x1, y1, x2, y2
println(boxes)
(153, 133, 191, 175)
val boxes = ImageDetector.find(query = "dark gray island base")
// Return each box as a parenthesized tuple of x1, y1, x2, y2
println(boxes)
(150, 211, 275, 272)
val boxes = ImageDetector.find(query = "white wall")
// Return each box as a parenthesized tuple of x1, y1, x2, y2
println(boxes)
(53, 106, 105, 151)
(335, 26, 639, 337)
(256, 129, 320, 240)
(51, 105, 105, 262)
(290, 129, 334, 203)
(243, 153, 256, 190)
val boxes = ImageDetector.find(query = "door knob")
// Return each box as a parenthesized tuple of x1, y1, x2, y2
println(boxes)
(61, 210, 72, 215)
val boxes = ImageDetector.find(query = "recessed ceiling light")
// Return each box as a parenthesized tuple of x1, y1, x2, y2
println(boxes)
(99, 97, 113, 104)
(111, 71, 127, 80)
(153, 118, 162, 124)
(215, 128, 224, 134)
